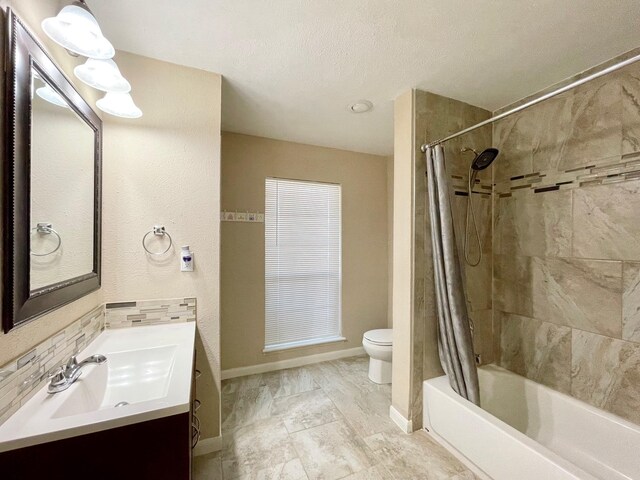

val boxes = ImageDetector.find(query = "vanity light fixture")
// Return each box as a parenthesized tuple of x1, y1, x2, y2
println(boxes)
(41, 1, 115, 59)
(96, 92, 143, 119)
(74, 58, 131, 93)
(36, 84, 69, 108)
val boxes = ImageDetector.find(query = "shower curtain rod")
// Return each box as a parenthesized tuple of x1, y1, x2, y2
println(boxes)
(420, 52, 640, 152)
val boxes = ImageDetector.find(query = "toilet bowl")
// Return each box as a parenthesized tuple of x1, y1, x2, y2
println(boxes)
(362, 329, 393, 384)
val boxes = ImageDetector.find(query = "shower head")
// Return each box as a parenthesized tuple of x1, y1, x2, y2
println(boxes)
(461, 147, 499, 268)
(465, 148, 499, 171)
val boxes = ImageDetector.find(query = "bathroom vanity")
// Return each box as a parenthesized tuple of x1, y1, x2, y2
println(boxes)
(0, 322, 197, 479)
(0, 8, 207, 479)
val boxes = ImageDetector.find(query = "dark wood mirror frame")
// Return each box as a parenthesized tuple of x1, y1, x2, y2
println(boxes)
(2, 9, 102, 333)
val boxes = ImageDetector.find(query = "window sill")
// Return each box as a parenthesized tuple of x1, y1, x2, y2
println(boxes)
(263, 336, 347, 353)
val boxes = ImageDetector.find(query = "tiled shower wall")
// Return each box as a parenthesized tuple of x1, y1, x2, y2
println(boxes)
(415, 90, 495, 367)
(493, 58, 640, 424)
(414, 90, 494, 429)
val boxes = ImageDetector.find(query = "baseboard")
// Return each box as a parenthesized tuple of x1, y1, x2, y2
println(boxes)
(389, 405, 413, 433)
(193, 435, 222, 457)
(221, 346, 365, 379)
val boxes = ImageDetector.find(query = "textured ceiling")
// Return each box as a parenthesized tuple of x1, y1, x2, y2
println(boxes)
(89, 0, 640, 155)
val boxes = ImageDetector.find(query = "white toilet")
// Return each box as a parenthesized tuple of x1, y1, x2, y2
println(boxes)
(362, 329, 393, 384)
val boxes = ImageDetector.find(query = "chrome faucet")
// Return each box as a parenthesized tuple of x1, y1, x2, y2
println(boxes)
(48, 354, 107, 394)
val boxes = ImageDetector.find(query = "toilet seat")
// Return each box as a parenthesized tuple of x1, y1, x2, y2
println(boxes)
(362, 329, 393, 384)
(363, 329, 392, 346)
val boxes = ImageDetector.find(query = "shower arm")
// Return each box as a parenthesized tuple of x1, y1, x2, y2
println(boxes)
(421, 51, 640, 153)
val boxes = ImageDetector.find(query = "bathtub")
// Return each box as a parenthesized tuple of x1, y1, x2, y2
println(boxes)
(423, 365, 640, 480)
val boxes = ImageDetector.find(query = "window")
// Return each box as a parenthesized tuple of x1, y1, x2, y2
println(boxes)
(264, 178, 343, 352)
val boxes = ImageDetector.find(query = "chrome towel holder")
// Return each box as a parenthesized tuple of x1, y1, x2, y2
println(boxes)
(30, 222, 62, 256)
(142, 225, 173, 255)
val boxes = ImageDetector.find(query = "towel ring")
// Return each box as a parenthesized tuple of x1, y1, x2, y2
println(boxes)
(30, 223, 62, 257)
(142, 225, 173, 255)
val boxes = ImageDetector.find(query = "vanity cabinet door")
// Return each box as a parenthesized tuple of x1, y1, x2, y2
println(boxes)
(1, 413, 191, 479)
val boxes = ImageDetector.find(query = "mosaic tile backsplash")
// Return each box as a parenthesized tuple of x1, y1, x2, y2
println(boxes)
(104, 297, 196, 329)
(0, 306, 104, 425)
(0, 297, 196, 426)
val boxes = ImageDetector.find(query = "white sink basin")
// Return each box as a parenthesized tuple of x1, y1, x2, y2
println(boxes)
(0, 322, 195, 452)
(52, 344, 178, 419)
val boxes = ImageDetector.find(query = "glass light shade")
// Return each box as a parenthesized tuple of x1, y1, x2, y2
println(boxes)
(74, 59, 131, 93)
(96, 92, 142, 118)
(36, 84, 69, 108)
(42, 4, 115, 59)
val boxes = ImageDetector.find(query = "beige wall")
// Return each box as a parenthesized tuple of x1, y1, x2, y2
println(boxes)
(493, 56, 640, 425)
(391, 90, 414, 423)
(221, 133, 388, 370)
(0, 1, 104, 366)
(102, 51, 222, 439)
(386, 155, 394, 328)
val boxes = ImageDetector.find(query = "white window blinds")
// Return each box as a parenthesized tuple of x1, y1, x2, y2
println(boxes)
(264, 178, 343, 352)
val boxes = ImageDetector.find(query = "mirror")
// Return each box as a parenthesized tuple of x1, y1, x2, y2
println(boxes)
(3, 10, 102, 332)
(30, 72, 96, 290)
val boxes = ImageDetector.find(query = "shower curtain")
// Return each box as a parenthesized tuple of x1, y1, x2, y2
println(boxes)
(425, 145, 481, 406)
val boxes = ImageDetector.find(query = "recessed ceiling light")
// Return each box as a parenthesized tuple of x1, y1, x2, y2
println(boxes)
(349, 100, 373, 113)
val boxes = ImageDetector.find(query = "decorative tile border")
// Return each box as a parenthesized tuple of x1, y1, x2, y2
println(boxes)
(104, 297, 196, 329)
(450, 175, 492, 198)
(495, 151, 640, 197)
(0, 306, 104, 425)
(445, 151, 640, 198)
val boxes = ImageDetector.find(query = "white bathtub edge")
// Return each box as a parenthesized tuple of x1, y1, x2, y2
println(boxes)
(389, 405, 413, 433)
(423, 373, 599, 480)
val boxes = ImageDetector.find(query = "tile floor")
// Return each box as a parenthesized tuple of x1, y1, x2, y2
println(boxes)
(194, 355, 478, 480)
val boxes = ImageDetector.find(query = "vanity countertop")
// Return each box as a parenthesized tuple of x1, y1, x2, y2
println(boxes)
(0, 322, 196, 453)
